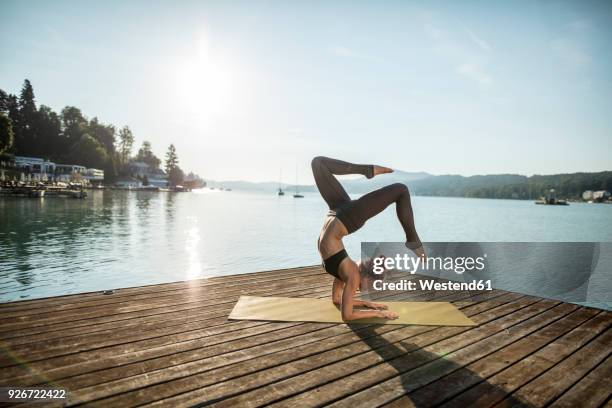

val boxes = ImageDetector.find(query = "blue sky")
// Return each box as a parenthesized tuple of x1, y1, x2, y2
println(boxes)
(1, 0, 611, 182)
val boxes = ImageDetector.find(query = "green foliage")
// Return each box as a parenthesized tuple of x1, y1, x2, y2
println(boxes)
(118, 126, 134, 164)
(1, 79, 159, 183)
(61, 106, 87, 147)
(165, 144, 184, 186)
(0, 89, 9, 112)
(164, 144, 178, 173)
(0, 113, 14, 153)
(136, 141, 161, 170)
(88, 117, 116, 154)
(410, 172, 612, 199)
(35, 105, 63, 158)
(72, 134, 108, 169)
(168, 166, 185, 187)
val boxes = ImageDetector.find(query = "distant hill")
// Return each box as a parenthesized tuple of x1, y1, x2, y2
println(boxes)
(211, 170, 612, 200)
(212, 169, 431, 195)
(409, 172, 612, 199)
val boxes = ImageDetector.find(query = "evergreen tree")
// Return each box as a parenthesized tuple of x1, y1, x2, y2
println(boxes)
(61, 106, 87, 147)
(0, 89, 8, 112)
(0, 89, 13, 154)
(16, 79, 37, 155)
(118, 126, 134, 164)
(165, 144, 184, 186)
(88, 117, 116, 154)
(0, 114, 14, 154)
(165, 144, 178, 174)
(136, 140, 161, 169)
(72, 134, 108, 169)
(6, 94, 20, 144)
(36, 105, 62, 159)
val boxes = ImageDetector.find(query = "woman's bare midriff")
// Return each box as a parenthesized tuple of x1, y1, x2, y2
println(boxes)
(317, 215, 349, 259)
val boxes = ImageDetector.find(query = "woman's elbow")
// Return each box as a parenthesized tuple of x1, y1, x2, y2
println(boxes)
(341, 310, 354, 321)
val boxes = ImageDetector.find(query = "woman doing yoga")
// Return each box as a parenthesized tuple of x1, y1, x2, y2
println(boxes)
(312, 156, 425, 321)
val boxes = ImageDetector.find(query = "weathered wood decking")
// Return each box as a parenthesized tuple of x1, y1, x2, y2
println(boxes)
(0, 266, 610, 407)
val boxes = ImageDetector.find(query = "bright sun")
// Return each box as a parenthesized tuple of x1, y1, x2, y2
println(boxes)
(170, 33, 240, 127)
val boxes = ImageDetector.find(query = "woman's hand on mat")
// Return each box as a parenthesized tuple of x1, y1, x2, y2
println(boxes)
(379, 310, 399, 320)
(373, 165, 394, 177)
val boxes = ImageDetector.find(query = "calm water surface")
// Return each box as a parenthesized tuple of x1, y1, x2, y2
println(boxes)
(1, 189, 611, 303)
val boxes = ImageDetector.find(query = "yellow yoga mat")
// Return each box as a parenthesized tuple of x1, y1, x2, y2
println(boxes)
(229, 296, 476, 326)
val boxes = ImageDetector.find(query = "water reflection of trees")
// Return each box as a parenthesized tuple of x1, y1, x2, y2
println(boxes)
(0, 191, 120, 293)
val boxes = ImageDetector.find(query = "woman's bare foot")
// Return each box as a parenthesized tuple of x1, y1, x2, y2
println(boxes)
(413, 246, 426, 260)
(373, 165, 393, 177)
(406, 242, 426, 260)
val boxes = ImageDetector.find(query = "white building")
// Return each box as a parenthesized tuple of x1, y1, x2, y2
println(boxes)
(83, 168, 105, 183)
(14, 156, 56, 181)
(127, 161, 168, 188)
(13, 156, 103, 183)
(55, 164, 87, 182)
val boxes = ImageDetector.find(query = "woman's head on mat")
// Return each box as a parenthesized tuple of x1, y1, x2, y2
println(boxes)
(312, 156, 425, 322)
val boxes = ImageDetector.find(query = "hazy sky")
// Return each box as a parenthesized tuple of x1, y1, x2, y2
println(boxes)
(1, 0, 611, 182)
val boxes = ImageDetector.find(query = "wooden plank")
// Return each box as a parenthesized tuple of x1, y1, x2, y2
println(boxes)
(0, 272, 330, 328)
(0, 276, 441, 368)
(494, 326, 612, 407)
(385, 308, 606, 408)
(0, 285, 333, 367)
(170, 295, 544, 408)
(258, 300, 570, 408)
(0, 276, 335, 345)
(12, 289, 504, 406)
(37, 284, 491, 402)
(0, 282, 332, 347)
(548, 355, 612, 408)
(426, 311, 610, 408)
(99, 293, 516, 408)
(0, 266, 323, 313)
(0, 265, 323, 310)
(0, 276, 332, 339)
(0, 274, 330, 342)
(0, 287, 333, 383)
(0, 267, 607, 408)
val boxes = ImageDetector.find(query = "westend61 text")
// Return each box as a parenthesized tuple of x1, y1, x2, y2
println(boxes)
(373, 279, 493, 291)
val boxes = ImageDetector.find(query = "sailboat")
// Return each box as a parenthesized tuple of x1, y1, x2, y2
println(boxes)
(277, 169, 285, 196)
(293, 167, 304, 198)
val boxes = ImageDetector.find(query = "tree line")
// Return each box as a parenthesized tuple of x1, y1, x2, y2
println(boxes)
(0, 79, 186, 185)
(409, 172, 612, 200)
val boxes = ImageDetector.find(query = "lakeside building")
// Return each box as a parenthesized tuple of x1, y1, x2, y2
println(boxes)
(125, 161, 169, 188)
(582, 190, 611, 202)
(14, 156, 56, 181)
(0, 155, 103, 184)
(84, 168, 105, 184)
(55, 164, 86, 182)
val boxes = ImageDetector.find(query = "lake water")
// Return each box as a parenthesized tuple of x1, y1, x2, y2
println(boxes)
(1, 189, 611, 305)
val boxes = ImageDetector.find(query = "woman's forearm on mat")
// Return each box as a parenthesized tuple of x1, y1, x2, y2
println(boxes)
(342, 309, 384, 321)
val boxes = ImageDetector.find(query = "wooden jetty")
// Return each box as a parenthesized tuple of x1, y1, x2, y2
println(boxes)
(0, 266, 609, 407)
(0, 186, 86, 199)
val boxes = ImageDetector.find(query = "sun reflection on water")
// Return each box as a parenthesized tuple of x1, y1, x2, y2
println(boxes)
(185, 221, 203, 280)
